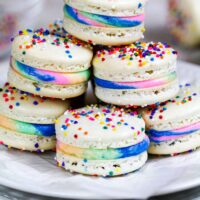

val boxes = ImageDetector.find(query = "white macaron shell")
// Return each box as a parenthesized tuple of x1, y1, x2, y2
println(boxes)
(56, 106, 146, 148)
(0, 84, 70, 124)
(93, 43, 177, 81)
(142, 85, 200, 129)
(11, 33, 93, 72)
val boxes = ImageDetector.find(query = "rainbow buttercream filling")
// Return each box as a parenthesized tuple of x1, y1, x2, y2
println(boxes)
(12, 60, 90, 85)
(0, 115, 55, 137)
(57, 137, 149, 160)
(94, 72, 177, 90)
(64, 5, 144, 28)
(148, 121, 200, 143)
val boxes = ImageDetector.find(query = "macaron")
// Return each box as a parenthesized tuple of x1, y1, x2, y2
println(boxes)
(93, 41, 179, 106)
(63, 0, 147, 46)
(0, 83, 70, 151)
(56, 105, 149, 177)
(8, 28, 93, 99)
(169, 0, 200, 47)
(142, 84, 200, 155)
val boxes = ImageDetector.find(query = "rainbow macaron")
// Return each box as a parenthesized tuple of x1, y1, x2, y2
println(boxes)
(0, 83, 70, 151)
(142, 84, 200, 155)
(93, 41, 179, 106)
(63, 0, 147, 45)
(8, 28, 93, 99)
(56, 105, 149, 176)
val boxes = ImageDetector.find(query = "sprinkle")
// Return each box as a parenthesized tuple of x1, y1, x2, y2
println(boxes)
(74, 134, 78, 139)
(16, 102, 20, 106)
(34, 143, 39, 148)
(33, 101, 38, 105)
(95, 42, 177, 67)
(138, 3, 143, 8)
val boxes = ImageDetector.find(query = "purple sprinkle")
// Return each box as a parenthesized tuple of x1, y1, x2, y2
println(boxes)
(35, 143, 39, 148)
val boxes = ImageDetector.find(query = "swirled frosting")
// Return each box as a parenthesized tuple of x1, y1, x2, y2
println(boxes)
(57, 136, 149, 160)
(94, 72, 177, 89)
(64, 5, 144, 28)
(0, 115, 55, 137)
(12, 60, 90, 85)
(148, 121, 200, 143)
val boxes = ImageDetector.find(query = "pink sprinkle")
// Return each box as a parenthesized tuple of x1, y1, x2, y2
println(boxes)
(89, 117, 95, 121)
(65, 118, 69, 123)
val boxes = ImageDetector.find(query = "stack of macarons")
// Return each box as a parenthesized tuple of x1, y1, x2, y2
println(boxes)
(58, 0, 197, 176)
(1, 0, 199, 178)
(2, 24, 94, 151)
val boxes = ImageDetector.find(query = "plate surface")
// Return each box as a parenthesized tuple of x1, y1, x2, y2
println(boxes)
(0, 60, 200, 199)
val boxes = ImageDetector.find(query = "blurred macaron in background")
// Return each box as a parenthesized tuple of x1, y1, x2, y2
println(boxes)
(0, 0, 44, 58)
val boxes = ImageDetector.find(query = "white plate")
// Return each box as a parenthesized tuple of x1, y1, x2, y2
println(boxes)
(0, 60, 200, 199)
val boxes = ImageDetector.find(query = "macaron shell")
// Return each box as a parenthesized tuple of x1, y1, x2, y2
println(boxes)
(65, 0, 147, 16)
(148, 130, 200, 155)
(93, 42, 177, 78)
(63, 18, 144, 46)
(56, 151, 147, 177)
(142, 85, 200, 128)
(0, 126, 55, 151)
(56, 106, 146, 148)
(95, 80, 179, 106)
(0, 83, 70, 124)
(11, 31, 93, 72)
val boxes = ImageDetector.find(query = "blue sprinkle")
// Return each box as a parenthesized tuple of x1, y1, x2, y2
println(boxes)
(62, 125, 67, 130)
(43, 30, 50, 35)
(138, 3, 143, 8)
(16, 102, 20, 106)
(34, 143, 39, 148)
(68, 55, 72, 58)
(27, 29, 33, 33)
(65, 50, 70, 54)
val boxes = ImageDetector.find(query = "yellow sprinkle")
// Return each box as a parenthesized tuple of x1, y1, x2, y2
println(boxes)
(100, 121, 104, 125)
(64, 131, 68, 136)
(23, 41, 29, 45)
(134, 132, 137, 137)
(115, 167, 121, 173)
(142, 61, 147, 65)
(22, 30, 28, 35)
(141, 27, 146, 33)
(54, 119, 59, 124)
